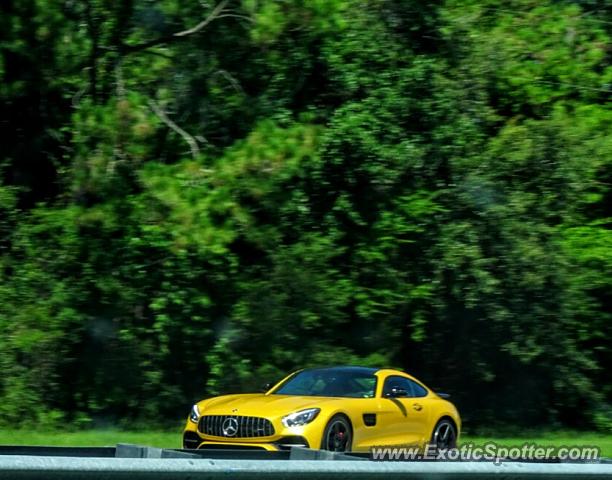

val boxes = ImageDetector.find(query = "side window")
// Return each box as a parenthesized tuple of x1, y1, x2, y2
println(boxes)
(383, 376, 413, 397)
(407, 379, 428, 398)
(383, 376, 429, 398)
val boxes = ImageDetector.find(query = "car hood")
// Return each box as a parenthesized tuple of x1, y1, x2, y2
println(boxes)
(198, 393, 342, 417)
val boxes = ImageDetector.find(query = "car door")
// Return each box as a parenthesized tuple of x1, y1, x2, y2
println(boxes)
(403, 378, 431, 446)
(375, 375, 430, 447)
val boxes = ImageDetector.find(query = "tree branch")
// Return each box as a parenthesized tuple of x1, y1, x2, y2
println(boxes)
(83, 0, 99, 101)
(211, 69, 244, 95)
(124, 0, 230, 54)
(174, 0, 230, 37)
(148, 100, 201, 160)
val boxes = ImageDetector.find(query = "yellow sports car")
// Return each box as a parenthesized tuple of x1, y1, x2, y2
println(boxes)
(183, 366, 461, 452)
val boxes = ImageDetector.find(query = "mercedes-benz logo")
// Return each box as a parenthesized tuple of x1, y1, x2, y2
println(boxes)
(222, 417, 239, 437)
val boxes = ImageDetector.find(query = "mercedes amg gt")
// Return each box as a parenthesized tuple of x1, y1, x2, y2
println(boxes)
(183, 366, 460, 452)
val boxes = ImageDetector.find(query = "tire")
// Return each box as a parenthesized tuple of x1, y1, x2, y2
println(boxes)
(321, 415, 352, 452)
(430, 418, 457, 449)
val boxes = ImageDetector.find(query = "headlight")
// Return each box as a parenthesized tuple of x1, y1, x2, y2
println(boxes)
(189, 404, 200, 423)
(282, 408, 320, 427)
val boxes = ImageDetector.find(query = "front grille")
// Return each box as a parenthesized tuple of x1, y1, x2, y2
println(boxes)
(198, 415, 275, 438)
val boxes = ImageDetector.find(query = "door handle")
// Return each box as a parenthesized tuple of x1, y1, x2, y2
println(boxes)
(413, 403, 423, 411)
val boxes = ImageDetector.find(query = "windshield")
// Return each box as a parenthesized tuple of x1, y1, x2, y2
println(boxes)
(272, 368, 377, 398)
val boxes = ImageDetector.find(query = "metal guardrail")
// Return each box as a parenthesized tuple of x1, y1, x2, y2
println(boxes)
(0, 455, 611, 480)
(0, 445, 362, 461)
(0, 445, 611, 479)
(0, 446, 116, 457)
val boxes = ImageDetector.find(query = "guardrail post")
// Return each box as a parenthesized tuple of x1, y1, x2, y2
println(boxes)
(115, 444, 199, 459)
(289, 447, 367, 461)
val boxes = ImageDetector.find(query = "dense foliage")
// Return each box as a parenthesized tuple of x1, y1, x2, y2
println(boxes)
(0, 0, 610, 431)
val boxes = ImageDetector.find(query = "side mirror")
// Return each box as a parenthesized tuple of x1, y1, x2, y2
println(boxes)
(261, 382, 274, 393)
(385, 387, 408, 398)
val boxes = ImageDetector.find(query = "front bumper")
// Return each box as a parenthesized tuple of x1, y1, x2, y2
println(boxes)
(183, 417, 321, 451)
(183, 430, 310, 451)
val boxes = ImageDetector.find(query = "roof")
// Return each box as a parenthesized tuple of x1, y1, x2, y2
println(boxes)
(302, 366, 380, 375)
